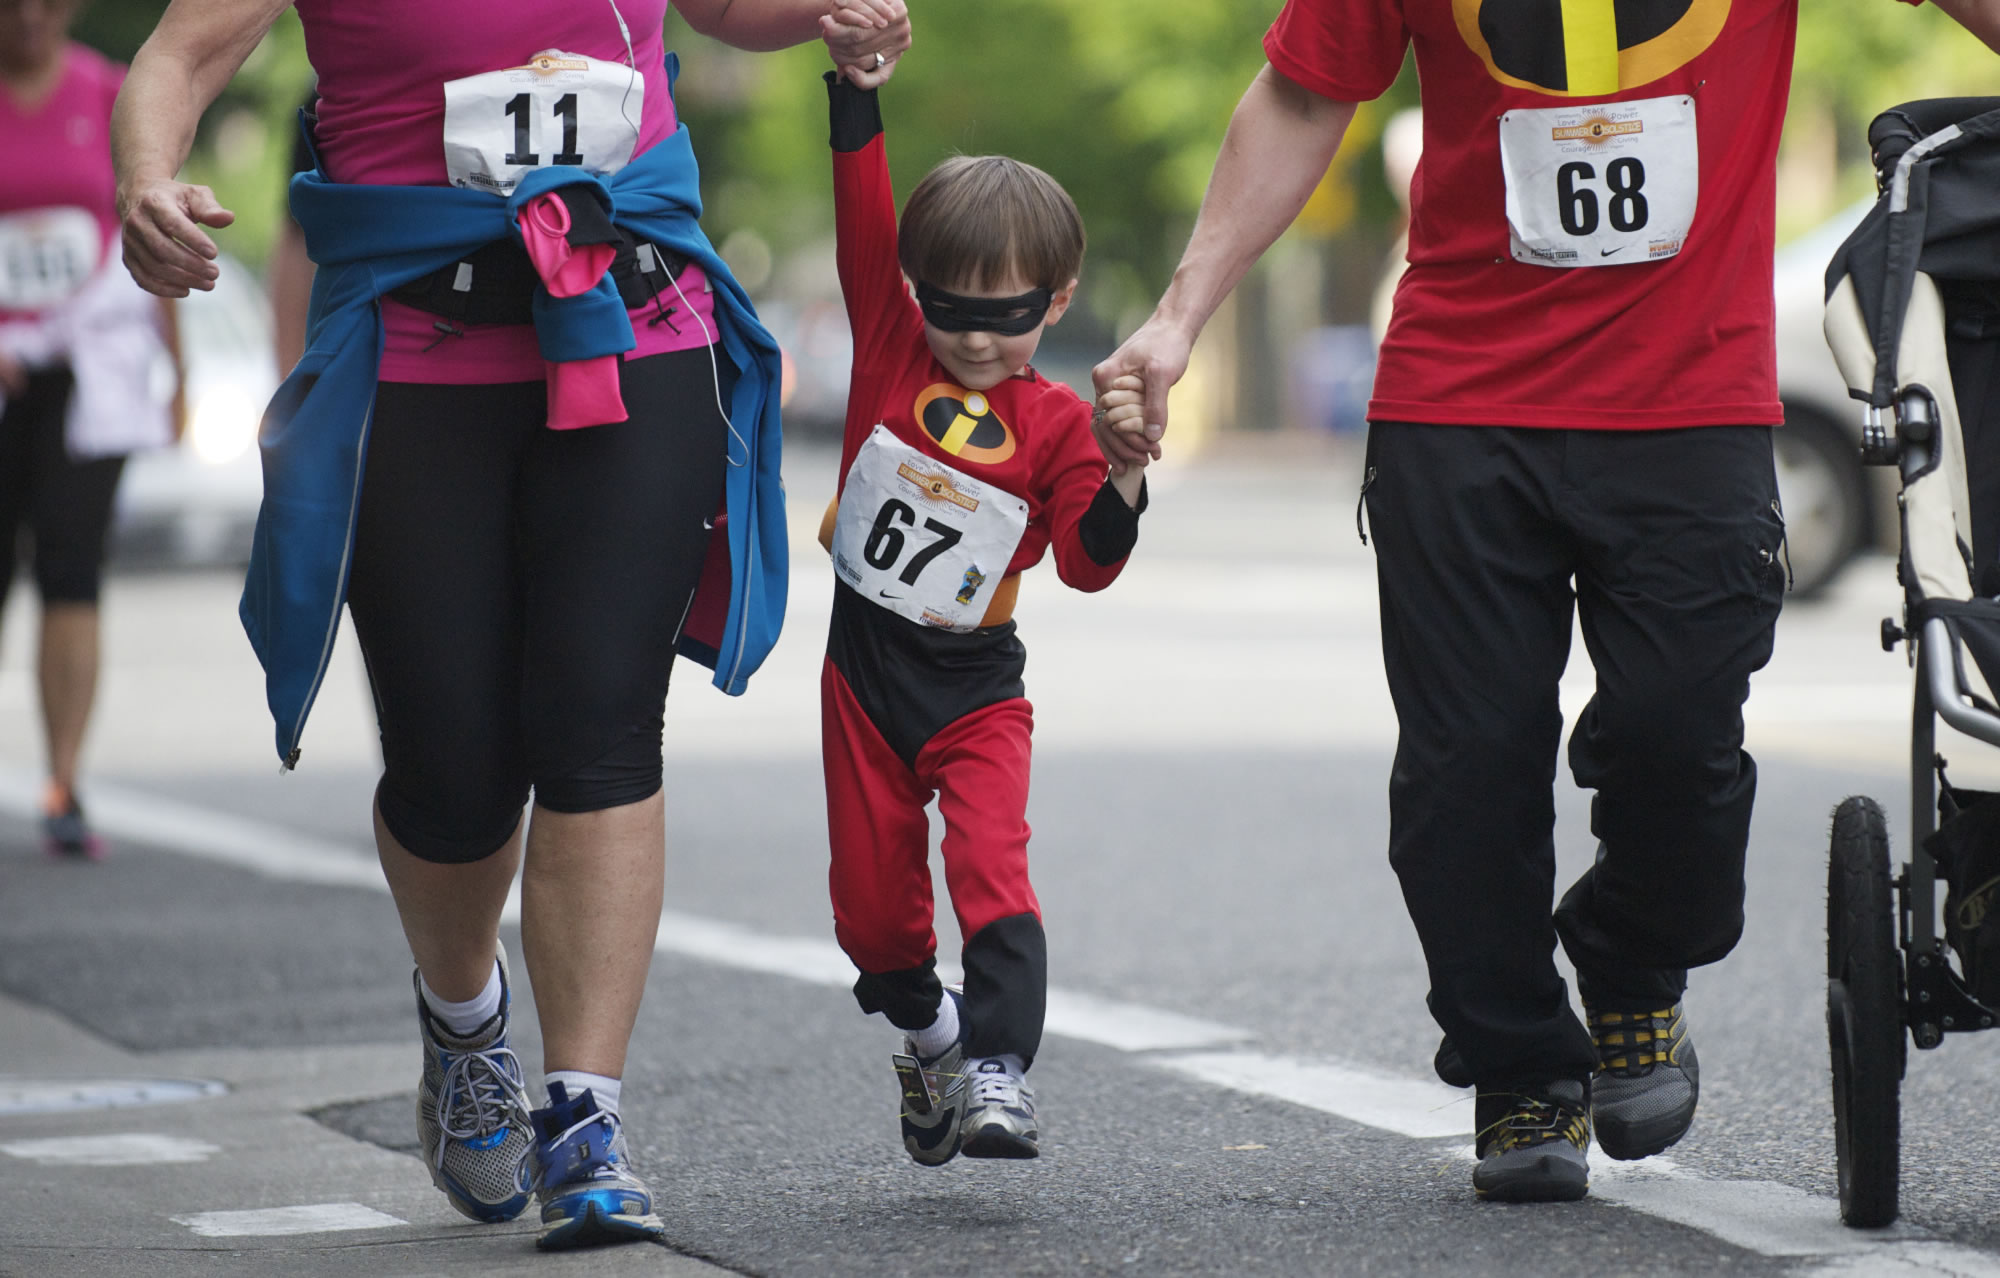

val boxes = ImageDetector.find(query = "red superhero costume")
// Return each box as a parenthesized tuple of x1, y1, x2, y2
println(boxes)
(820, 78, 1142, 1065)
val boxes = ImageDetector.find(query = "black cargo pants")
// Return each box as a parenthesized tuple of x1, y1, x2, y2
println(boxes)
(1362, 421, 1786, 1087)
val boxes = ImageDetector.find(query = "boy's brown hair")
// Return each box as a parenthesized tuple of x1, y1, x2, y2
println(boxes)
(897, 155, 1085, 294)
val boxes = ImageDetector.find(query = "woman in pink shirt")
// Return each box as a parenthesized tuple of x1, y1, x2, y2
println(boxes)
(0, 0, 175, 862)
(111, 0, 907, 1252)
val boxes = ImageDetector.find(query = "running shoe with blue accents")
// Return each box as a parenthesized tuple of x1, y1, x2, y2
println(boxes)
(524, 1082, 664, 1250)
(414, 946, 533, 1222)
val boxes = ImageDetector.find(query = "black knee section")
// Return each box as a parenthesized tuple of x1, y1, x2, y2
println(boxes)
(532, 720, 666, 814)
(963, 912, 1047, 1067)
(853, 959, 945, 1032)
(375, 776, 524, 865)
(33, 556, 107, 605)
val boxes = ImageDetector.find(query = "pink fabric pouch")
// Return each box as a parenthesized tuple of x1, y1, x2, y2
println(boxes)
(518, 193, 627, 430)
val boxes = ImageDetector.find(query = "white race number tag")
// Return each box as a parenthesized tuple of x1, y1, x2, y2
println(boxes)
(0, 207, 100, 311)
(1499, 95, 1697, 268)
(442, 50, 643, 195)
(832, 426, 1028, 632)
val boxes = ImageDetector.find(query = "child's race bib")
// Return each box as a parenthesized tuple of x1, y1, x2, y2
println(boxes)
(832, 425, 1028, 632)
(0, 207, 99, 311)
(442, 50, 644, 195)
(1499, 94, 1698, 268)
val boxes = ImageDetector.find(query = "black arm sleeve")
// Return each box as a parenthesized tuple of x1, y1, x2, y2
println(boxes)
(1077, 476, 1147, 567)
(826, 72, 884, 153)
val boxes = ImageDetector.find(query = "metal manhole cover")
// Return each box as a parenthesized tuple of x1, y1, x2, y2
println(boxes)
(0, 1076, 227, 1116)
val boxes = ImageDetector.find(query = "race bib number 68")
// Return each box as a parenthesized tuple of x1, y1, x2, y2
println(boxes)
(1499, 94, 1698, 268)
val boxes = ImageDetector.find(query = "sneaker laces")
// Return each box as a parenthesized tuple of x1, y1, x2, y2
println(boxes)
(1590, 1006, 1682, 1077)
(1476, 1089, 1588, 1156)
(969, 1064, 1024, 1109)
(517, 1100, 626, 1194)
(435, 1043, 530, 1169)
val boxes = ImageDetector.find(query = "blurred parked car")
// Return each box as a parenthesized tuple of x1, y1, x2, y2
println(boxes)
(1774, 200, 1898, 596)
(112, 253, 275, 567)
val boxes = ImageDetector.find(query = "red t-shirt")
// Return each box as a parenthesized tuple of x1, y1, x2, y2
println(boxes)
(0, 43, 122, 321)
(294, 0, 715, 384)
(1266, 0, 1801, 429)
(831, 129, 1125, 590)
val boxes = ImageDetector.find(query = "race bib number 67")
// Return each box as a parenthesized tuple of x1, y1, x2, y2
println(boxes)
(442, 50, 643, 195)
(831, 426, 1028, 633)
(1499, 95, 1698, 268)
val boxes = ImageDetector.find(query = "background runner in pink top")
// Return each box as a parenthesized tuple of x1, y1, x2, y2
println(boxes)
(295, 0, 718, 384)
(0, 43, 122, 321)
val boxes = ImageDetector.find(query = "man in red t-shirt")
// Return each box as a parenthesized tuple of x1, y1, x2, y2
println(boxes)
(1094, 0, 2000, 1203)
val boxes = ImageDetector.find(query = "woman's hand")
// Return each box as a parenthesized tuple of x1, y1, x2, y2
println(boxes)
(823, 0, 909, 88)
(118, 176, 235, 298)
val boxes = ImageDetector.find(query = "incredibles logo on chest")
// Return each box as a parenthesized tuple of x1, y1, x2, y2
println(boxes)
(914, 384, 1018, 465)
(1452, 0, 1730, 96)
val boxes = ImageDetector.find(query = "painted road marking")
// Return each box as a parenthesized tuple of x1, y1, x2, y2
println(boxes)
(171, 1202, 405, 1238)
(0, 1076, 227, 1116)
(0, 767, 1991, 1275)
(2, 1133, 219, 1166)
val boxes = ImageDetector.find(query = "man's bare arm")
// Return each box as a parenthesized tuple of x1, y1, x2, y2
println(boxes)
(1092, 64, 1357, 456)
(1932, 0, 2000, 53)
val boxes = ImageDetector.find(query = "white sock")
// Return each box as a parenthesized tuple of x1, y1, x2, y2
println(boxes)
(419, 961, 502, 1038)
(908, 993, 961, 1060)
(546, 1070, 621, 1116)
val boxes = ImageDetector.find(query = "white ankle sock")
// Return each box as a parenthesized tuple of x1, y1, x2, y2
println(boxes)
(419, 960, 502, 1037)
(908, 994, 961, 1060)
(546, 1070, 621, 1115)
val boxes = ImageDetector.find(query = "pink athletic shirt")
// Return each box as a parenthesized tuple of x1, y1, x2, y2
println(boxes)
(294, 0, 717, 384)
(0, 43, 122, 321)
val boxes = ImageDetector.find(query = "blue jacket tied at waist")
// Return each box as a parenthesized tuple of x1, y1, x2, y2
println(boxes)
(247, 123, 786, 766)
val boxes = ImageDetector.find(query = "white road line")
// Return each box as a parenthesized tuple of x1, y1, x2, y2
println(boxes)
(1, 768, 1992, 1273)
(171, 1202, 405, 1237)
(1, 1133, 218, 1166)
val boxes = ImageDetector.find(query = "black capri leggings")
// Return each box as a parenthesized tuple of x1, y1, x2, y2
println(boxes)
(346, 346, 732, 863)
(0, 368, 128, 614)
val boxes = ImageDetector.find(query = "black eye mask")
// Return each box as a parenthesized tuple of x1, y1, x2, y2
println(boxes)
(915, 282, 1053, 336)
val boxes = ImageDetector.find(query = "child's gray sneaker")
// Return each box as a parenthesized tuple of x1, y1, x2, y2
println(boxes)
(1471, 1078, 1590, 1202)
(960, 1057, 1038, 1160)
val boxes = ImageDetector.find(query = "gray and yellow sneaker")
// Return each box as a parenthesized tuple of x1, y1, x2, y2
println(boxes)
(1588, 1001, 1699, 1160)
(1472, 1079, 1591, 1202)
(960, 1056, 1038, 1160)
(414, 946, 533, 1222)
(894, 997, 971, 1167)
(524, 1083, 664, 1250)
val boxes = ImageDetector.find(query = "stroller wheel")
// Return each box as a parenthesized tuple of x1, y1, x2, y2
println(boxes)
(1827, 795, 1904, 1228)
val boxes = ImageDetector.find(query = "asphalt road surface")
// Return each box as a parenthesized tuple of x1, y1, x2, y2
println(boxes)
(3, 436, 1997, 1278)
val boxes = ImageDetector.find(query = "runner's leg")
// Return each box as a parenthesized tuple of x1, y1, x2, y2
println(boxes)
(516, 346, 730, 1078)
(1556, 425, 1785, 1005)
(346, 378, 538, 998)
(1365, 421, 1597, 1087)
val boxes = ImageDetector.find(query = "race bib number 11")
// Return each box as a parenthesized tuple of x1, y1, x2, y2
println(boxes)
(1499, 94, 1698, 268)
(442, 50, 643, 195)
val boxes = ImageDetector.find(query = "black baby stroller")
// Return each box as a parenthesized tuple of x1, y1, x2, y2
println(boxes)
(1821, 96, 2000, 1228)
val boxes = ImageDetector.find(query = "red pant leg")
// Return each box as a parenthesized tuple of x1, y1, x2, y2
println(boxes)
(918, 696, 1040, 948)
(822, 657, 937, 974)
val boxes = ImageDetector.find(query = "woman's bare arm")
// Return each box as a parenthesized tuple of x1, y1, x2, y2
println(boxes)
(112, 0, 291, 295)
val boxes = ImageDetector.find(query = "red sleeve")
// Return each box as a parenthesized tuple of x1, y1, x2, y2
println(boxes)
(829, 77, 922, 435)
(1037, 397, 1131, 593)
(1263, 0, 1409, 103)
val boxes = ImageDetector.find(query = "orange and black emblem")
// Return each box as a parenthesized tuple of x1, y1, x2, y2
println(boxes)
(1451, 0, 1730, 96)
(914, 384, 1017, 465)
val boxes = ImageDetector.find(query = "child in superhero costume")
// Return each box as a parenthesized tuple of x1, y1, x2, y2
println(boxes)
(817, 68, 1149, 1164)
